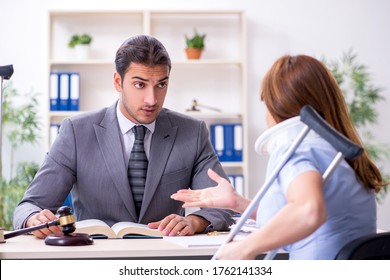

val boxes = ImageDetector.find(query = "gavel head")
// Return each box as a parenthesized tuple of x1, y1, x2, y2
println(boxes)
(56, 206, 76, 235)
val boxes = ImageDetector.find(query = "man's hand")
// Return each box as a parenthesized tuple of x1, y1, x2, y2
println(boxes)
(25, 209, 62, 239)
(148, 214, 210, 236)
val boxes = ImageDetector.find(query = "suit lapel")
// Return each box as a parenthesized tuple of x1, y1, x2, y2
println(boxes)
(140, 110, 177, 220)
(94, 103, 138, 221)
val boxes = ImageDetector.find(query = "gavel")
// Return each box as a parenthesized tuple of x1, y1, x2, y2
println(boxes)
(0, 206, 93, 246)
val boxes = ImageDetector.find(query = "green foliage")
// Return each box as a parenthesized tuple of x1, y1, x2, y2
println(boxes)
(2, 84, 41, 153)
(68, 33, 93, 48)
(185, 29, 206, 49)
(0, 83, 41, 229)
(0, 162, 39, 229)
(324, 49, 389, 201)
(326, 50, 384, 127)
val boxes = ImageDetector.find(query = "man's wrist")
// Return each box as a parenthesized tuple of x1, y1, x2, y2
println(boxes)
(23, 212, 40, 228)
(187, 215, 212, 233)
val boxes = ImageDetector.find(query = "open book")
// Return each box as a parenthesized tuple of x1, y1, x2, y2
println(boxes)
(74, 219, 163, 239)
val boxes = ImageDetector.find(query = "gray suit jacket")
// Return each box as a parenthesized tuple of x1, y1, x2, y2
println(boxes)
(13, 102, 234, 231)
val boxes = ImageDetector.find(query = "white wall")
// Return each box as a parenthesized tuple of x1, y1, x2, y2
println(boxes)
(1, 0, 389, 229)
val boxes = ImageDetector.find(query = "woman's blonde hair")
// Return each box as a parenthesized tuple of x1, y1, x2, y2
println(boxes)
(261, 54, 386, 192)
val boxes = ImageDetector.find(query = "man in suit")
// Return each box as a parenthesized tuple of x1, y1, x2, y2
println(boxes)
(13, 35, 234, 238)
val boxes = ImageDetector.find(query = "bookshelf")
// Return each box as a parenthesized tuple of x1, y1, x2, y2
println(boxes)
(47, 9, 248, 196)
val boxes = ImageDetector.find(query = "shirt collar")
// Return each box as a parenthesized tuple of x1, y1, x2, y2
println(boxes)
(116, 102, 156, 135)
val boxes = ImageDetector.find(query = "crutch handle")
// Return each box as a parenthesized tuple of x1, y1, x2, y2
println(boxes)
(300, 105, 363, 161)
(0, 65, 13, 80)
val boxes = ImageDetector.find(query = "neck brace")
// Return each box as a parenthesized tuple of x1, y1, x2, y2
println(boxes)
(255, 116, 318, 156)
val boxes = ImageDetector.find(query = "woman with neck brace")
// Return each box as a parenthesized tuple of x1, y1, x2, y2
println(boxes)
(171, 54, 387, 260)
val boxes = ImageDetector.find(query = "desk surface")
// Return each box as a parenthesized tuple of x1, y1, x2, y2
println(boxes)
(0, 234, 218, 260)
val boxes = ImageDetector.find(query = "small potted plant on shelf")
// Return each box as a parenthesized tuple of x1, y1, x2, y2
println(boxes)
(68, 33, 93, 59)
(185, 29, 206, 60)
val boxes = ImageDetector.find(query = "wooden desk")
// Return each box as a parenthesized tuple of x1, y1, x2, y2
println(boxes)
(0, 235, 218, 260)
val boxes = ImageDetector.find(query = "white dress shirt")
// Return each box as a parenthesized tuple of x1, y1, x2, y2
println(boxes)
(116, 103, 155, 165)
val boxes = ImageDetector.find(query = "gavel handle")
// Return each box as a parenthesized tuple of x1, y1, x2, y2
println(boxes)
(4, 219, 59, 240)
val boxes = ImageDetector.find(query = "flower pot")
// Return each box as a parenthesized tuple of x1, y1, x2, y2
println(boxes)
(74, 44, 91, 60)
(185, 48, 203, 60)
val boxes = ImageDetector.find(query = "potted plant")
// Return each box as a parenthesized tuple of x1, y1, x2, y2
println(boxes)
(185, 29, 206, 60)
(68, 33, 93, 59)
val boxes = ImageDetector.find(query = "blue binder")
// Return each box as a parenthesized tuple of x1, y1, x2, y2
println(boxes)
(69, 72, 80, 111)
(233, 123, 243, 161)
(59, 73, 70, 111)
(50, 72, 80, 111)
(49, 72, 59, 111)
(223, 124, 235, 161)
(210, 124, 226, 161)
(210, 123, 243, 162)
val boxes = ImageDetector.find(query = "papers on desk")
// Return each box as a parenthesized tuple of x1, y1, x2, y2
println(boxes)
(164, 218, 259, 248)
(230, 217, 258, 233)
(164, 235, 228, 248)
(164, 232, 251, 248)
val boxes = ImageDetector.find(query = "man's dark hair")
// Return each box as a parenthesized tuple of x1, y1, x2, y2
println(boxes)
(115, 35, 172, 82)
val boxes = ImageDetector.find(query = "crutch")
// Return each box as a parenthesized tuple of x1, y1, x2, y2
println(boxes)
(211, 104, 363, 260)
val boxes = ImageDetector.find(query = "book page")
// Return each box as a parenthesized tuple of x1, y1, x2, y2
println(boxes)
(75, 219, 116, 238)
(76, 219, 109, 228)
(111, 222, 163, 237)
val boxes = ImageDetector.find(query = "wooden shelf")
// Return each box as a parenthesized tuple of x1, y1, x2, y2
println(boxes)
(50, 59, 242, 66)
(47, 9, 249, 196)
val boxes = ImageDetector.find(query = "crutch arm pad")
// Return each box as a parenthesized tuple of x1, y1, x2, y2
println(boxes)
(0, 64, 13, 80)
(300, 105, 363, 161)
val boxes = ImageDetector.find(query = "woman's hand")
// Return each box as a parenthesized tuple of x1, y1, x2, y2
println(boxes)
(171, 169, 249, 213)
(215, 240, 256, 260)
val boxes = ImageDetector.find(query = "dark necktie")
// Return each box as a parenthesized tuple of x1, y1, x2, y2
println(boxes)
(128, 125, 148, 216)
